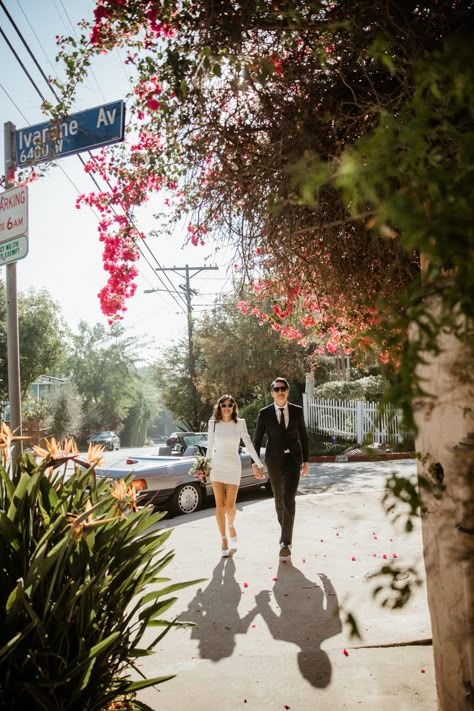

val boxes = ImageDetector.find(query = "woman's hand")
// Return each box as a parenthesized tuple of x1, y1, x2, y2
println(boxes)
(252, 463, 265, 479)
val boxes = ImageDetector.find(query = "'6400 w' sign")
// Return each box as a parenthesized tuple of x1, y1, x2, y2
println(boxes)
(0, 185, 28, 244)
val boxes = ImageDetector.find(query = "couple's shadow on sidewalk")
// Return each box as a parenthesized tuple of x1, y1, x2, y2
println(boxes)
(182, 558, 341, 688)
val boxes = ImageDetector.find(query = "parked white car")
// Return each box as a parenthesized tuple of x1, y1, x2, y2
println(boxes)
(95, 442, 270, 516)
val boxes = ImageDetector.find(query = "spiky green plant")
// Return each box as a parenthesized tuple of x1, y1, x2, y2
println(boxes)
(0, 437, 201, 711)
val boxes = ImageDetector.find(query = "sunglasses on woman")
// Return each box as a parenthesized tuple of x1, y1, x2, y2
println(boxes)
(220, 402, 234, 408)
(272, 386, 288, 393)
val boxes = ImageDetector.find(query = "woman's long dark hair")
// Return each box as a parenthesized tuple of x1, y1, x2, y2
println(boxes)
(212, 394, 239, 423)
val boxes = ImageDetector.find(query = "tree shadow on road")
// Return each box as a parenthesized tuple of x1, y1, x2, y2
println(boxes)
(181, 556, 256, 661)
(254, 563, 342, 687)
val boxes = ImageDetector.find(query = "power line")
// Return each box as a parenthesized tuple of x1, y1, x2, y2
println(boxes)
(15, 0, 58, 76)
(0, 2, 188, 313)
(0, 80, 101, 217)
(148, 265, 218, 428)
(0, 25, 44, 102)
(55, 0, 107, 103)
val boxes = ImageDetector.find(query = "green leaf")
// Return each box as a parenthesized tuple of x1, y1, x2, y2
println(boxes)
(0, 511, 20, 546)
(140, 578, 206, 605)
(0, 464, 15, 500)
(5, 579, 26, 619)
(125, 675, 176, 692)
(139, 596, 178, 621)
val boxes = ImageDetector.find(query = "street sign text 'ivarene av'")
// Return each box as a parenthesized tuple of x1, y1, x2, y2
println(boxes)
(14, 100, 125, 167)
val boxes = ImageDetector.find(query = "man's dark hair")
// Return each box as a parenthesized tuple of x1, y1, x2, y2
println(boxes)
(271, 377, 289, 391)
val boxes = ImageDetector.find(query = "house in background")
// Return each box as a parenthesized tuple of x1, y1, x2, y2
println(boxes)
(30, 375, 69, 400)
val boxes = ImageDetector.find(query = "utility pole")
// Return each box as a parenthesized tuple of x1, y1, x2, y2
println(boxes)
(3, 121, 23, 464)
(148, 264, 218, 429)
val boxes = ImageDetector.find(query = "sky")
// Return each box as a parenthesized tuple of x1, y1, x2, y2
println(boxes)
(0, 0, 235, 361)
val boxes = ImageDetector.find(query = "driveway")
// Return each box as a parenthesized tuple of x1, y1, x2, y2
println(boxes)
(134, 458, 436, 711)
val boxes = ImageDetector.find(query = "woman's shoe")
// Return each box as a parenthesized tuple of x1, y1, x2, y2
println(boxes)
(228, 525, 237, 546)
(221, 537, 230, 557)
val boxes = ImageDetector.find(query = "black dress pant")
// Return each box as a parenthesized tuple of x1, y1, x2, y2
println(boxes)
(268, 453, 300, 545)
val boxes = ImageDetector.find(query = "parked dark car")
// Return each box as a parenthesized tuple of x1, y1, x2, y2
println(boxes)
(94, 441, 270, 516)
(87, 431, 120, 451)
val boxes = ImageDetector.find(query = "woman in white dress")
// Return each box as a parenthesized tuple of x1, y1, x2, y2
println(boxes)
(207, 394, 265, 556)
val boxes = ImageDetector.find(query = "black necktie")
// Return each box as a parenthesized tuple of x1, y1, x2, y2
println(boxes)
(279, 408, 286, 432)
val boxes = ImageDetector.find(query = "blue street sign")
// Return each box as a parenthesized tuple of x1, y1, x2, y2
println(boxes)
(15, 100, 125, 168)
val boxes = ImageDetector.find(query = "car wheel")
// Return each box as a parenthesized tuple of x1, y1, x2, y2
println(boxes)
(171, 483, 204, 516)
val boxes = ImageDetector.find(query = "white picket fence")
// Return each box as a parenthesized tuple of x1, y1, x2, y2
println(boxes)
(303, 395, 409, 444)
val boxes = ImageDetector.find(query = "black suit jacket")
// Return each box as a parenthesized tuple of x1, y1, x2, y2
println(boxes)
(253, 402, 309, 471)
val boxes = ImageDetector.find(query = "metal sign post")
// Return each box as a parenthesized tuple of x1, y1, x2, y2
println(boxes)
(1, 99, 126, 465)
(3, 121, 23, 463)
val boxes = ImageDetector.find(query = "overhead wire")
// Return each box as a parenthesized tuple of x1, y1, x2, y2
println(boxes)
(55, 0, 107, 104)
(0, 0, 188, 313)
(14, 0, 57, 76)
(0, 80, 101, 213)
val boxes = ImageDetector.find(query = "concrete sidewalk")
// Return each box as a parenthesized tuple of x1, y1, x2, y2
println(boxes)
(136, 461, 436, 710)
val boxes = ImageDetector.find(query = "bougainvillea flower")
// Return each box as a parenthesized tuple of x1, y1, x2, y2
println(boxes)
(343, 648, 349, 656)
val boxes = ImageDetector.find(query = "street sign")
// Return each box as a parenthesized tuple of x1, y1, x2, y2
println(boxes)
(0, 235, 28, 266)
(0, 185, 28, 243)
(15, 100, 125, 168)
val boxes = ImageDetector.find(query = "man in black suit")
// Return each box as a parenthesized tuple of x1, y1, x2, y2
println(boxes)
(253, 377, 309, 559)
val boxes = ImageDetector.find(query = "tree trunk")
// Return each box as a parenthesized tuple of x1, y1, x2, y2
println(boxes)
(413, 306, 474, 709)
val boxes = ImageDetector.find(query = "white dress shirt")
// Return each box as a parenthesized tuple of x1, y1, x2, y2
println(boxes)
(274, 402, 289, 427)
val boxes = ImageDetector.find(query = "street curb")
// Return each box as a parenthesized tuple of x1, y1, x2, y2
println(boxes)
(309, 452, 414, 463)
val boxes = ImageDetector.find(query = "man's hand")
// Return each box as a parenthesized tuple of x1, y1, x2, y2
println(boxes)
(252, 463, 265, 480)
(301, 462, 309, 477)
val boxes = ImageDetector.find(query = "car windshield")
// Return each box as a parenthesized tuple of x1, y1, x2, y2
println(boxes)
(182, 433, 207, 447)
(94, 431, 113, 437)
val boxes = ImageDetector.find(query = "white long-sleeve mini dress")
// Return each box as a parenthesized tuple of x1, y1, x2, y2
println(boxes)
(207, 418, 263, 485)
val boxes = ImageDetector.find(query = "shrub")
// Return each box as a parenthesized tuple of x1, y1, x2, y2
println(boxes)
(308, 432, 358, 456)
(239, 396, 269, 434)
(0, 431, 200, 711)
(313, 375, 388, 401)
